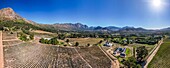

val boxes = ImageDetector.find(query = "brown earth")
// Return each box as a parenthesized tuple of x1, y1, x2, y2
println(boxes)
(0, 31, 4, 68)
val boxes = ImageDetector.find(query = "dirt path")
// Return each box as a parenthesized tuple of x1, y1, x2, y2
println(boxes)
(144, 39, 163, 68)
(0, 31, 4, 68)
(98, 46, 119, 68)
(74, 48, 92, 68)
(2, 38, 19, 41)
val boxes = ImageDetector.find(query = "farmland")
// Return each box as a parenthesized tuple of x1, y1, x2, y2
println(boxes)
(67, 38, 103, 46)
(2, 32, 17, 40)
(76, 46, 112, 68)
(148, 39, 170, 68)
(3, 42, 112, 68)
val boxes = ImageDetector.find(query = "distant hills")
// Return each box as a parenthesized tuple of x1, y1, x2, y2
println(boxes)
(0, 7, 169, 32)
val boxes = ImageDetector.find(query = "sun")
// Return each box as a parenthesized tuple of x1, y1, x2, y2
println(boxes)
(150, 0, 166, 11)
(151, 0, 163, 8)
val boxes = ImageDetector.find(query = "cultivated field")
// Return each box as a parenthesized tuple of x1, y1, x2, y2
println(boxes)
(148, 39, 170, 68)
(2, 31, 23, 47)
(76, 46, 112, 68)
(2, 32, 17, 40)
(4, 42, 112, 68)
(3, 40, 22, 46)
(67, 38, 103, 46)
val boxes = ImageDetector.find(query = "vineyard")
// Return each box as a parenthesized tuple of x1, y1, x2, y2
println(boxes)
(76, 46, 112, 68)
(2, 32, 17, 40)
(3, 40, 22, 46)
(148, 39, 170, 68)
(4, 42, 112, 68)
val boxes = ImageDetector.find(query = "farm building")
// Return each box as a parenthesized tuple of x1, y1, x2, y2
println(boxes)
(44, 38, 51, 40)
(104, 41, 113, 47)
(113, 47, 126, 58)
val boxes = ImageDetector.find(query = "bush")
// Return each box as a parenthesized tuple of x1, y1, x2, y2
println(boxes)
(75, 42, 79, 46)
(30, 34, 34, 40)
(39, 38, 45, 43)
(19, 35, 28, 41)
(87, 43, 90, 46)
(66, 39, 69, 43)
(64, 45, 67, 46)
(39, 37, 59, 45)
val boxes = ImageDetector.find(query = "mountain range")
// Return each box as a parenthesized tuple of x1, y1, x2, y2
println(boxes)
(0, 7, 169, 32)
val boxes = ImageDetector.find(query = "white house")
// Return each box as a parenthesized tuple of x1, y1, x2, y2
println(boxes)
(104, 42, 113, 47)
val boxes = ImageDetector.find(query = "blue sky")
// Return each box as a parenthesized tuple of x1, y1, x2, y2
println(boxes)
(0, 0, 170, 29)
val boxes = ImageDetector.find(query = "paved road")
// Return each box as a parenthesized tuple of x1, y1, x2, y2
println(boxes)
(0, 31, 4, 68)
(144, 39, 163, 68)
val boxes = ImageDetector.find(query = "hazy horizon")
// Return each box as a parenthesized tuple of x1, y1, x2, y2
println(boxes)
(0, 0, 170, 29)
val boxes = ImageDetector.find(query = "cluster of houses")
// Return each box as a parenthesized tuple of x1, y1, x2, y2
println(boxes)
(113, 47, 126, 58)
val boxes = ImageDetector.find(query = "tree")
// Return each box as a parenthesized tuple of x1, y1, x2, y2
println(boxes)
(66, 39, 69, 43)
(39, 38, 45, 43)
(30, 34, 34, 40)
(51, 37, 59, 45)
(99, 40, 103, 44)
(136, 46, 148, 62)
(123, 57, 141, 68)
(75, 42, 79, 46)
(19, 35, 28, 41)
(87, 43, 90, 46)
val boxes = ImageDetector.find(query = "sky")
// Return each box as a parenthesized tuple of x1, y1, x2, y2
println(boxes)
(0, 0, 170, 29)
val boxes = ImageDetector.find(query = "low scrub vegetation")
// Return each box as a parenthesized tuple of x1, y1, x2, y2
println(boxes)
(39, 37, 59, 45)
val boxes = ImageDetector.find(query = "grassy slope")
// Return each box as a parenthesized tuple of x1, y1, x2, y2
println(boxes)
(148, 39, 170, 68)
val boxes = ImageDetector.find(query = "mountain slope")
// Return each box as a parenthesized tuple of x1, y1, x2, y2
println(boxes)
(0, 7, 164, 33)
(0, 7, 40, 30)
(0, 8, 22, 21)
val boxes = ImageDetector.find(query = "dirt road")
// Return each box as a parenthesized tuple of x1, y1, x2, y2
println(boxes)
(0, 31, 4, 68)
(98, 46, 119, 68)
(144, 39, 163, 68)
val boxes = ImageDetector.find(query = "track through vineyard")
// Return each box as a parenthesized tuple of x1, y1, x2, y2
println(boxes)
(4, 43, 112, 68)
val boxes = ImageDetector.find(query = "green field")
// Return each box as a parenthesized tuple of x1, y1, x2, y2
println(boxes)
(148, 39, 170, 68)
(126, 48, 131, 57)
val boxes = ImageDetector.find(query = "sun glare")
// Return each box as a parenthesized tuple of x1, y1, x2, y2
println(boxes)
(152, 0, 162, 7)
(150, 0, 165, 11)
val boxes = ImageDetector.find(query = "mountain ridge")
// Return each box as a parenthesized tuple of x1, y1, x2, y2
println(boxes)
(0, 7, 169, 32)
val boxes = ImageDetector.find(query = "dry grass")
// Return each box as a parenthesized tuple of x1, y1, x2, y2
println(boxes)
(32, 30, 54, 34)
(129, 43, 155, 53)
(67, 38, 103, 46)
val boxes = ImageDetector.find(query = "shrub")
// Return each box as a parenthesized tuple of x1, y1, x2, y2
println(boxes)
(75, 42, 79, 46)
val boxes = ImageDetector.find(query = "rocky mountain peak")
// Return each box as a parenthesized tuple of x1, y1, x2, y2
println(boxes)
(0, 7, 22, 20)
